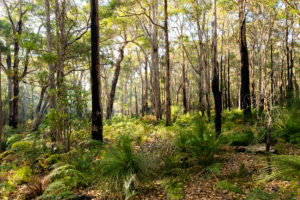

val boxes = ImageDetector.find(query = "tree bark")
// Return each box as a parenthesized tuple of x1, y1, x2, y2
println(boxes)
(151, 0, 162, 120)
(212, 0, 222, 135)
(32, 86, 48, 131)
(135, 86, 138, 117)
(0, 51, 3, 152)
(239, 0, 251, 117)
(4, 0, 25, 128)
(45, 0, 56, 110)
(90, 0, 103, 141)
(106, 44, 126, 119)
(164, 0, 171, 126)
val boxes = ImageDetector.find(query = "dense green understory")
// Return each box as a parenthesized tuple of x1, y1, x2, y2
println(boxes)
(0, 107, 300, 200)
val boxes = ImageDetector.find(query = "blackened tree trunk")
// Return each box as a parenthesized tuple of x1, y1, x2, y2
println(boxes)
(181, 21, 187, 113)
(270, 40, 274, 105)
(164, 0, 171, 126)
(3, 0, 25, 128)
(144, 55, 149, 114)
(227, 50, 231, 110)
(106, 44, 126, 119)
(212, 0, 222, 135)
(90, 0, 103, 141)
(182, 49, 187, 113)
(135, 86, 138, 117)
(0, 51, 3, 152)
(239, 0, 251, 117)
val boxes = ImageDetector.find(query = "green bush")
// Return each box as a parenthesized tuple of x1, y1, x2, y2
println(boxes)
(8, 165, 32, 186)
(38, 180, 77, 200)
(163, 178, 184, 200)
(175, 116, 218, 165)
(221, 129, 256, 146)
(280, 109, 300, 147)
(216, 180, 242, 194)
(258, 155, 300, 183)
(245, 189, 278, 200)
(99, 135, 147, 198)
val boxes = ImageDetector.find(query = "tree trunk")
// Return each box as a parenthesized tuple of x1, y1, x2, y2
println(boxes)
(151, 0, 162, 120)
(212, 0, 222, 135)
(227, 50, 231, 110)
(0, 51, 3, 152)
(144, 55, 149, 114)
(45, 0, 56, 110)
(239, 0, 251, 117)
(90, 0, 103, 141)
(32, 86, 47, 131)
(164, 0, 171, 126)
(6, 50, 13, 124)
(106, 44, 126, 119)
(181, 24, 187, 114)
(135, 86, 138, 117)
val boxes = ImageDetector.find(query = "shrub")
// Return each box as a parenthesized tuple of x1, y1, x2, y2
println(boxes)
(258, 155, 300, 183)
(280, 109, 300, 147)
(216, 180, 242, 194)
(38, 180, 77, 200)
(245, 189, 278, 200)
(38, 163, 87, 200)
(175, 116, 218, 165)
(163, 178, 184, 200)
(99, 135, 147, 198)
(221, 129, 256, 146)
(8, 165, 32, 186)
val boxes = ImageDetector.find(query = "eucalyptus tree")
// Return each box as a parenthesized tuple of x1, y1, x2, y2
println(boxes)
(238, 0, 251, 117)
(90, 0, 103, 141)
(212, 0, 222, 134)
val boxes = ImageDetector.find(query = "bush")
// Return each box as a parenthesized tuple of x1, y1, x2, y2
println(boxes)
(245, 189, 278, 200)
(280, 108, 300, 147)
(99, 135, 148, 198)
(220, 129, 256, 146)
(163, 178, 184, 200)
(175, 116, 218, 165)
(9, 165, 32, 186)
(216, 180, 242, 194)
(38, 163, 87, 200)
(258, 155, 300, 183)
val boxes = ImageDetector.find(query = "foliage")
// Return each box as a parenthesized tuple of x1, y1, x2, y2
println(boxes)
(175, 115, 218, 165)
(258, 155, 300, 183)
(163, 178, 185, 200)
(8, 165, 32, 186)
(38, 163, 87, 200)
(216, 180, 243, 194)
(220, 129, 256, 146)
(279, 107, 300, 147)
(38, 180, 77, 200)
(99, 135, 147, 198)
(245, 189, 278, 200)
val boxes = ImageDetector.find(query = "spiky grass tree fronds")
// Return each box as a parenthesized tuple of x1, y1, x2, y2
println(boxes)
(175, 115, 219, 165)
(99, 135, 148, 198)
(258, 155, 300, 183)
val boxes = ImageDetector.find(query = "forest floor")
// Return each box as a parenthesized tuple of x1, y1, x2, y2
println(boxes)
(1, 111, 300, 200)
(81, 142, 300, 200)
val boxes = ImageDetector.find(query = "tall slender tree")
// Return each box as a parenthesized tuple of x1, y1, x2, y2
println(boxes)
(164, 0, 171, 126)
(212, 0, 222, 135)
(239, 0, 251, 117)
(90, 0, 103, 141)
(0, 51, 3, 152)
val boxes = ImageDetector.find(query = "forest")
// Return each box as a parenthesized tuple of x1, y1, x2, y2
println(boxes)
(0, 0, 299, 199)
